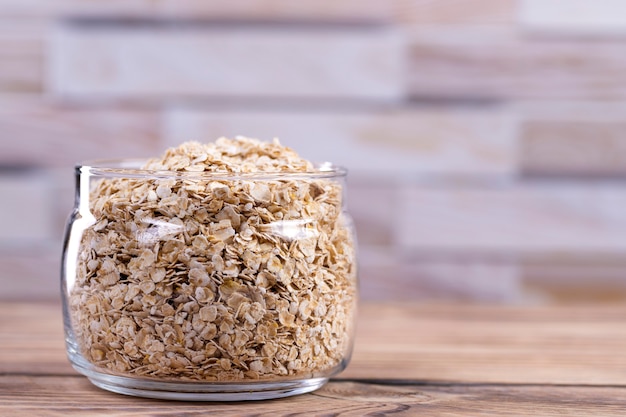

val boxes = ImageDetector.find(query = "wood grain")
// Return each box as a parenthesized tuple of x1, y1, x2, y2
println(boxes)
(1, 377, 626, 416)
(347, 303, 626, 384)
(5, 301, 626, 414)
(49, 25, 403, 101)
(0, 303, 71, 375)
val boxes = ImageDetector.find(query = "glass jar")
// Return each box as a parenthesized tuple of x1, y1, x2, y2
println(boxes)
(61, 160, 358, 401)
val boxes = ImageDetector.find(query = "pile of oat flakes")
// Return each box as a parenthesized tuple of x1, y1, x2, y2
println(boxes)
(69, 137, 357, 381)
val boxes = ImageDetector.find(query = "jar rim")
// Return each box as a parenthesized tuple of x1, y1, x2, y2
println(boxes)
(79, 158, 347, 180)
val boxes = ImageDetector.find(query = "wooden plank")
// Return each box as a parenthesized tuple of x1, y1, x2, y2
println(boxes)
(0, 0, 390, 21)
(396, 0, 517, 24)
(397, 181, 626, 259)
(408, 27, 626, 99)
(5, 302, 626, 385)
(519, 101, 626, 176)
(0, 303, 71, 375)
(1, 377, 626, 416)
(0, 96, 160, 166)
(49, 25, 403, 101)
(520, 0, 626, 35)
(347, 304, 626, 384)
(0, 22, 43, 92)
(165, 106, 518, 177)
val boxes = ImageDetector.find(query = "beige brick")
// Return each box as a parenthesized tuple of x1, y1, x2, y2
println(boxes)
(49, 25, 404, 101)
(0, 59, 41, 93)
(49, 168, 77, 239)
(397, 182, 626, 259)
(523, 121, 626, 176)
(0, 250, 60, 301)
(0, 173, 55, 244)
(358, 246, 524, 302)
(0, 0, 390, 21)
(0, 21, 43, 92)
(347, 180, 397, 246)
(0, 0, 143, 17)
(520, 0, 626, 35)
(408, 27, 626, 99)
(164, 106, 518, 177)
(360, 247, 626, 303)
(156, 0, 392, 21)
(0, 95, 160, 166)
(395, 0, 517, 25)
(519, 101, 626, 176)
(523, 262, 626, 304)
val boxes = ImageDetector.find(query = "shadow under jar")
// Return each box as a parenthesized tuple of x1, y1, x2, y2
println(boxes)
(61, 160, 358, 401)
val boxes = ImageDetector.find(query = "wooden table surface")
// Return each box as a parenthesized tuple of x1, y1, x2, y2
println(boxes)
(3, 301, 626, 416)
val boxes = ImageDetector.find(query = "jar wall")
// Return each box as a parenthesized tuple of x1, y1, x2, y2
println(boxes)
(61, 162, 358, 400)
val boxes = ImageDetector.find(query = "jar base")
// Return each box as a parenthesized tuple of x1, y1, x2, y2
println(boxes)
(77, 367, 328, 401)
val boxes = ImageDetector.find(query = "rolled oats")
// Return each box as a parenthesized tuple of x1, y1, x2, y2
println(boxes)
(69, 137, 357, 382)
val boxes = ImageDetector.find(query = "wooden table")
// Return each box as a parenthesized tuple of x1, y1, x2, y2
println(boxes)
(3, 301, 626, 416)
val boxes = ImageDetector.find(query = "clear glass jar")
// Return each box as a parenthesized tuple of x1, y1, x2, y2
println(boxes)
(61, 160, 358, 401)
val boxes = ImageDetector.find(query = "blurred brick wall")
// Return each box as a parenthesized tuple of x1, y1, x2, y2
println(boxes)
(3, 0, 626, 303)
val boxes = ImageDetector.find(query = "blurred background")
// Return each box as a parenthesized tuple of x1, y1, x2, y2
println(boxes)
(3, 0, 626, 304)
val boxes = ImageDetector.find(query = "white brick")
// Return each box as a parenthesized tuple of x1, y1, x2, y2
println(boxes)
(164, 106, 518, 178)
(0, 250, 60, 300)
(408, 27, 626, 99)
(347, 180, 397, 246)
(0, 0, 391, 21)
(0, 173, 54, 245)
(0, 21, 43, 92)
(50, 25, 404, 102)
(519, 101, 626, 176)
(523, 262, 626, 303)
(0, 95, 160, 166)
(359, 246, 523, 302)
(396, 0, 516, 24)
(157, 0, 392, 21)
(520, 0, 626, 35)
(398, 182, 626, 258)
